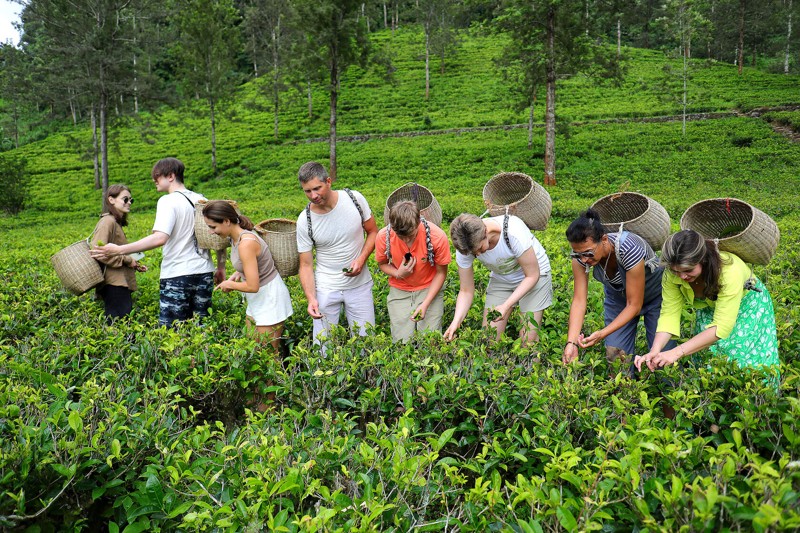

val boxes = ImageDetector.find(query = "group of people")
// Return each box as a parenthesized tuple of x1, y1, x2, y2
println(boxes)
(89, 158, 780, 379)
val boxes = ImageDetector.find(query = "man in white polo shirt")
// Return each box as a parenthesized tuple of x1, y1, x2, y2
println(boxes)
(92, 157, 226, 327)
(295, 161, 377, 344)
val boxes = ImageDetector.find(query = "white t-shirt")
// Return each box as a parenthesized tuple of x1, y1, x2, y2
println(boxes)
(456, 215, 551, 284)
(296, 189, 373, 291)
(152, 189, 214, 279)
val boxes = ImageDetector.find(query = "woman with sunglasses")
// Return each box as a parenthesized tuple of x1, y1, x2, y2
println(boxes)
(634, 230, 779, 375)
(90, 184, 148, 320)
(563, 209, 670, 367)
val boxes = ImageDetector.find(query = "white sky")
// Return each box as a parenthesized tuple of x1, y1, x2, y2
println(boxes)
(0, 0, 22, 46)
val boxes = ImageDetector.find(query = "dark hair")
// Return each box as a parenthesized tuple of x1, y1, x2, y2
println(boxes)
(298, 161, 329, 184)
(202, 200, 254, 230)
(566, 208, 606, 243)
(152, 157, 185, 183)
(104, 184, 131, 227)
(661, 229, 725, 300)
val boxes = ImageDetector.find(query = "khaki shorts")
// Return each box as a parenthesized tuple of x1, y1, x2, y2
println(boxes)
(387, 286, 445, 342)
(484, 274, 553, 316)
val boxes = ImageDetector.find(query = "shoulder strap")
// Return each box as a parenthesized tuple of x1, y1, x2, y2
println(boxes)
(421, 217, 435, 264)
(385, 225, 392, 264)
(305, 204, 316, 248)
(176, 191, 203, 257)
(502, 212, 512, 250)
(343, 188, 365, 222)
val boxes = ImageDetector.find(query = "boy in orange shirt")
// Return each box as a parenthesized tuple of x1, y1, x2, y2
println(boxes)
(375, 201, 451, 341)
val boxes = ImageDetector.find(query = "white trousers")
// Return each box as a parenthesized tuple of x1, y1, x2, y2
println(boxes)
(313, 281, 375, 342)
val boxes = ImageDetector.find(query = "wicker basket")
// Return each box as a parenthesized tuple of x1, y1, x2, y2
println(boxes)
(680, 198, 780, 265)
(383, 182, 443, 227)
(256, 219, 299, 278)
(195, 201, 230, 250)
(591, 192, 671, 251)
(51, 239, 104, 295)
(482, 172, 551, 231)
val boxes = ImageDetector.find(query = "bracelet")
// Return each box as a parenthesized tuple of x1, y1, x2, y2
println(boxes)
(566, 341, 580, 349)
(679, 345, 686, 358)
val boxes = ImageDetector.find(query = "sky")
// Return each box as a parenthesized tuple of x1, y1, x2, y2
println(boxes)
(0, 0, 22, 46)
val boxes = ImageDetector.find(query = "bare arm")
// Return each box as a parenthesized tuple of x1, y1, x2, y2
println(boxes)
(580, 260, 646, 348)
(298, 251, 322, 318)
(564, 259, 589, 364)
(215, 238, 260, 293)
(492, 248, 540, 322)
(443, 265, 475, 341)
(413, 263, 448, 321)
(347, 215, 378, 277)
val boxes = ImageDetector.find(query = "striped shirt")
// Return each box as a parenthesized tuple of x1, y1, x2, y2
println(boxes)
(594, 232, 654, 288)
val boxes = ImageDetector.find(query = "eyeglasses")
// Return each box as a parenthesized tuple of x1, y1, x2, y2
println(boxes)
(121, 197, 134, 205)
(569, 242, 600, 261)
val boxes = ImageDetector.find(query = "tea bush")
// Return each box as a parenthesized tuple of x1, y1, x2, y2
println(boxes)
(2, 28, 800, 531)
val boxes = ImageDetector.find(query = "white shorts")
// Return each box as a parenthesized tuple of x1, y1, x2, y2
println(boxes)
(244, 275, 294, 327)
(313, 281, 375, 340)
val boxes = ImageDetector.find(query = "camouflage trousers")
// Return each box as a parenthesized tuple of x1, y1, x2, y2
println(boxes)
(159, 272, 214, 328)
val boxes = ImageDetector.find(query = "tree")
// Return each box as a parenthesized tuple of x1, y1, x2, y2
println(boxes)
(498, 0, 622, 186)
(0, 154, 28, 215)
(19, 0, 156, 202)
(0, 44, 32, 150)
(415, 0, 460, 99)
(293, 0, 370, 180)
(172, 0, 241, 174)
(242, 0, 296, 139)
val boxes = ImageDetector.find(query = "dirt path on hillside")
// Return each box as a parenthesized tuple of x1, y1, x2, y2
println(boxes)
(288, 106, 800, 145)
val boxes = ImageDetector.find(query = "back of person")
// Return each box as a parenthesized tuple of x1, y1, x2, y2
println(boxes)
(154, 190, 213, 279)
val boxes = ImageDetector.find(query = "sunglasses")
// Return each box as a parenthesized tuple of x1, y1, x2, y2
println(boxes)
(121, 197, 134, 205)
(568, 242, 600, 261)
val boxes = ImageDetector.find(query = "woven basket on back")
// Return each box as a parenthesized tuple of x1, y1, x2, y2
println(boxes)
(680, 198, 779, 265)
(195, 200, 230, 251)
(383, 182, 443, 227)
(482, 172, 551, 231)
(51, 239, 104, 295)
(591, 192, 671, 251)
(256, 219, 299, 278)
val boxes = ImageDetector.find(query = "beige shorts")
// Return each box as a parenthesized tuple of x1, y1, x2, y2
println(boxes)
(387, 286, 445, 342)
(484, 274, 553, 316)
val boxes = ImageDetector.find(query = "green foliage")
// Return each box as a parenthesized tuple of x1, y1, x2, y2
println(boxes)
(2, 33, 800, 531)
(0, 153, 28, 214)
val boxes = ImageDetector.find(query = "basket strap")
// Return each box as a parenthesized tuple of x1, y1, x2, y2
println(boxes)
(502, 208, 512, 250)
(177, 191, 203, 257)
(305, 204, 316, 247)
(421, 216, 434, 264)
(343, 188, 365, 222)
(385, 225, 392, 264)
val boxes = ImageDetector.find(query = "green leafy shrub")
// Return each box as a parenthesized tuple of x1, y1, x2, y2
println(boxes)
(0, 153, 27, 214)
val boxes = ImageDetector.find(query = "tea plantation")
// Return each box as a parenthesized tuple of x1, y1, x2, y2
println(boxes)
(2, 27, 800, 531)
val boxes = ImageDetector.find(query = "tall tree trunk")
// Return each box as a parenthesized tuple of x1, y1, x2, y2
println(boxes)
(100, 93, 109, 202)
(329, 61, 339, 181)
(383, 1, 388, 28)
(133, 15, 139, 114)
(543, 6, 556, 186)
(737, 0, 745, 74)
(786, 0, 793, 74)
(528, 90, 537, 150)
(210, 97, 217, 173)
(307, 78, 313, 119)
(273, 27, 280, 139)
(92, 105, 100, 189)
(69, 91, 77, 125)
(252, 34, 259, 77)
(617, 18, 621, 59)
(424, 25, 430, 100)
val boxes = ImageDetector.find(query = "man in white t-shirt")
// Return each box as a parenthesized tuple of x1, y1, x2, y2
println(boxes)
(295, 161, 378, 343)
(91, 158, 226, 327)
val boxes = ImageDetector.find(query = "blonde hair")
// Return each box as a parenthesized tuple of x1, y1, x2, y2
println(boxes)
(450, 213, 487, 255)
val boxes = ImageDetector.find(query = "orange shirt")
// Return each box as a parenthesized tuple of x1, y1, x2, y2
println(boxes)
(375, 222, 451, 291)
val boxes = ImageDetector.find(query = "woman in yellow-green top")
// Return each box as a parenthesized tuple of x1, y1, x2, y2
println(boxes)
(634, 229, 779, 374)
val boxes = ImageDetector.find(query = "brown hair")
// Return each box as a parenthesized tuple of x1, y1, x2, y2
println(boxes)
(450, 213, 487, 255)
(152, 157, 185, 183)
(388, 201, 420, 236)
(202, 200, 254, 230)
(661, 229, 726, 300)
(104, 184, 131, 226)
